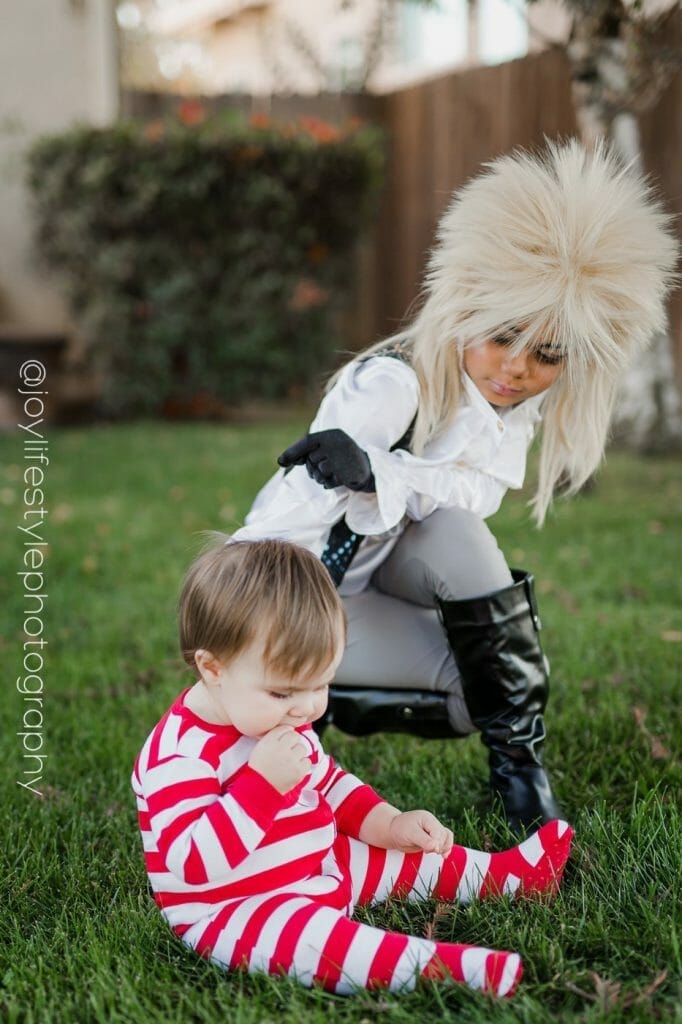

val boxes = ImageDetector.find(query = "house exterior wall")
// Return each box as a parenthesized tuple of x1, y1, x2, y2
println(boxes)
(0, 0, 119, 329)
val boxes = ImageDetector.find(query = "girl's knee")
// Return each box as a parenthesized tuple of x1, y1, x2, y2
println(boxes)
(406, 508, 512, 598)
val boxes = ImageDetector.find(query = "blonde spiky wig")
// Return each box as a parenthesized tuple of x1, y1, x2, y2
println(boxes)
(326, 138, 679, 524)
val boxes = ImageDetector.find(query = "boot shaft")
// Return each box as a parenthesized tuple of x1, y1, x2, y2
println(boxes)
(435, 570, 549, 732)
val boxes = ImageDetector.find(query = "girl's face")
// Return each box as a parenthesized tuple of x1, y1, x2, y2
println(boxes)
(464, 332, 564, 406)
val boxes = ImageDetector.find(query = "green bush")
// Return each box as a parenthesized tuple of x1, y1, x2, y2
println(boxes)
(26, 107, 385, 416)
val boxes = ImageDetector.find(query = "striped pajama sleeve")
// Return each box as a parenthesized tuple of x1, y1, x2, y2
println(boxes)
(303, 725, 385, 838)
(143, 755, 287, 884)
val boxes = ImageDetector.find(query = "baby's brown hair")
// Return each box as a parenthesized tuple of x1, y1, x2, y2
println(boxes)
(179, 536, 346, 682)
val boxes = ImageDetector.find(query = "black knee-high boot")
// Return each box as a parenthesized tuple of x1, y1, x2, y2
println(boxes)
(435, 569, 564, 833)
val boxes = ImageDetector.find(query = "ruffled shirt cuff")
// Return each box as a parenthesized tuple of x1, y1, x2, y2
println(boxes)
(345, 445, 472, 533)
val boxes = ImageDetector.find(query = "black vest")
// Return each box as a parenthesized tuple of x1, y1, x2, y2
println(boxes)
(319, 345, 416, 587)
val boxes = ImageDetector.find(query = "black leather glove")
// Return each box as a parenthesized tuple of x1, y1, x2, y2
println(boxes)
(277, 428, 376, 492)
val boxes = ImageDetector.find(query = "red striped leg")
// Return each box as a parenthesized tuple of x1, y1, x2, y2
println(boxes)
(192, 890, 434, 993)
(185, 890, 520, 996)
(342, 835, 444, 908)
(435, 819, 574, 903)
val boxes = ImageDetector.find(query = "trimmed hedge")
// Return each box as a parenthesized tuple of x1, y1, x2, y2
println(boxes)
(26, 107, 385, 416)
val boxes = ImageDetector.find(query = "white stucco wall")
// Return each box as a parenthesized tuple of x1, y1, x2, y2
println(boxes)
(0, 0, 119, 329)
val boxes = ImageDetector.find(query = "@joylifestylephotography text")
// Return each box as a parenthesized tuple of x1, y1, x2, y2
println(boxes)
(16, 359, 50, 796)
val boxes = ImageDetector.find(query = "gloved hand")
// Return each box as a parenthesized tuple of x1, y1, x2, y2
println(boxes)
(277, 428, 376, 492)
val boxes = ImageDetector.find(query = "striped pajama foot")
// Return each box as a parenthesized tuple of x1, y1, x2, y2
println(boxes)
(422, 943, 522, 997)
(435, 818, 574, 903)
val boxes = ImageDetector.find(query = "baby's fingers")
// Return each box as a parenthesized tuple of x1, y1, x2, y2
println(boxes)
(420, 816, 453, 855)
(267, 724, 297, 741)
(434, 828, 454, 857)
(405, 824, 441, 852)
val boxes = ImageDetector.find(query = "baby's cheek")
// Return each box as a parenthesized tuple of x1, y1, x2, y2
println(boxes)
(315, 695, 329, 717)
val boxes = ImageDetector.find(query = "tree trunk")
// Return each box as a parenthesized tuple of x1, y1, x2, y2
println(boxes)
(608, 113, 681, 449)
(566, 4, 681, 449)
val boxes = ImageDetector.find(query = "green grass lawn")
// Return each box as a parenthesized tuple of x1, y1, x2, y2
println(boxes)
(1, 417, 680, 1023)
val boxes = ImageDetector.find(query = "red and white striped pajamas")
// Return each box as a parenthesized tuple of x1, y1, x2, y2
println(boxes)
(132, 687, 571, 996)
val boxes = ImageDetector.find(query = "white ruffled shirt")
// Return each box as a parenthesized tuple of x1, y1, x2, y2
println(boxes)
(231, 356, 545, 596)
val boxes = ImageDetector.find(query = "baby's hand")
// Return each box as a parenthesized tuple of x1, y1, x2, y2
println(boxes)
(388, 810, 454, 857)
(248, 725, 312, 795)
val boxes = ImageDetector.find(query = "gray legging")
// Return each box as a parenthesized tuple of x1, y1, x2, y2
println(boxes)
(334, 507, 513, 735)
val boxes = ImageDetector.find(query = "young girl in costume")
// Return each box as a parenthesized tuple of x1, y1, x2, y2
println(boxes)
(132, 538, 574, 996)
(230, 139, 678, 832)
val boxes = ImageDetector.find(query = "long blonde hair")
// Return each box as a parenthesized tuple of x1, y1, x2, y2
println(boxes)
(325, 139, 679, 524)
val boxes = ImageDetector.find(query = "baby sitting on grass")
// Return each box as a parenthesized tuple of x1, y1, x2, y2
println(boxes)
(131, 536, 573, 996)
